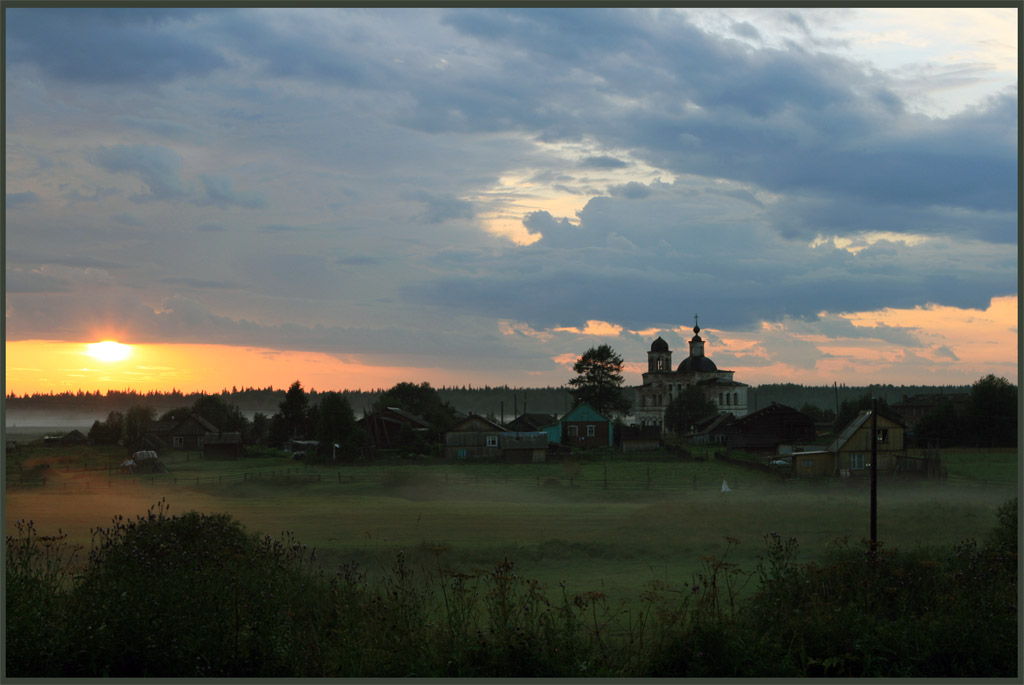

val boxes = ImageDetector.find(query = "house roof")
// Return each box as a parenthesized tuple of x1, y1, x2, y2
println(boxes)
(451, 413, 507, 433)
(735, 402, 809, 425)
(827, 409, 906, 452)
(690, 412, 734, 435)
(173, 413, 219, 434)
(506, 413, 558, 430)
(359, 406, 431, 429)
(562, 402, 611, 423)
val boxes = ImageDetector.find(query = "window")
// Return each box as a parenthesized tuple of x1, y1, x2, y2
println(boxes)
(457, 449, 467, 459)
(568, 425, 579, 438)
(586, 425, 596, 437)
(876, 428, 888, 443)
(801, 459, 816, 468)
(850, 454, 865, 470)
(486, 435, 498, 448)
(173, 436, 184, 448)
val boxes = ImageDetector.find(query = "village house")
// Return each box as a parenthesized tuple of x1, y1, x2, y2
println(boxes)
(444, 414, 548, 462)
(358, 407, 432, 450)
(635, 318, 748, 431)
(544, 402, 613, 449)
(792, 408, 907, 478)
(725, 403, 817, 451)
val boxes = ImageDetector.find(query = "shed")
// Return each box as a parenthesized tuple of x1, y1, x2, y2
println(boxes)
(619, 425, 662, 453)
(203, 432, 245, 460)
(60, 429, 89, 445)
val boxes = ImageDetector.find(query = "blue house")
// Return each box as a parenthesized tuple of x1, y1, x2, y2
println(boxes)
(543, 402, 614, 449)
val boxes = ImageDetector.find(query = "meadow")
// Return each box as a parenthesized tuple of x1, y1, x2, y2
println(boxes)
(4, 435, 1016, 610)
(4, 433, 1017, 676)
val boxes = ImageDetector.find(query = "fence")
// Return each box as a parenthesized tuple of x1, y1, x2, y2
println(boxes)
(7, 466, 1008, 493)
(6, 467, 762, 494)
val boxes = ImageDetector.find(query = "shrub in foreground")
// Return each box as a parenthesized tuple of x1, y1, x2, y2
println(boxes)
(6, 498, 1018, 677)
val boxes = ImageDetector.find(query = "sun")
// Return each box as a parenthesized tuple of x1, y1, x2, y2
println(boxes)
(86, 340, 133, 362)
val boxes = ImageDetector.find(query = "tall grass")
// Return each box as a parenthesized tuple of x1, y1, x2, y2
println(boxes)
(6, 498, 1017, 677)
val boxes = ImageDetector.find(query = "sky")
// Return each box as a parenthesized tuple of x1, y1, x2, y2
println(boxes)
(4, 6, 1019, 397)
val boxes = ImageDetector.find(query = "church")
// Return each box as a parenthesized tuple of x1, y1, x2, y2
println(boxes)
(635, 318, 749, 431)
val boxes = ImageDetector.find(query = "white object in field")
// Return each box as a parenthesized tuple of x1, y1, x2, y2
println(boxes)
(721, 480, 731, 492)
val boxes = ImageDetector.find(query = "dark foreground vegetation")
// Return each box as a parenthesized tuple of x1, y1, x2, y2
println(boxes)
(6, 497, 1017, 678)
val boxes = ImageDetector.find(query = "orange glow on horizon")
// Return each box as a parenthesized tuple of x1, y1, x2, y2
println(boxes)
(4, 342, 452, 396)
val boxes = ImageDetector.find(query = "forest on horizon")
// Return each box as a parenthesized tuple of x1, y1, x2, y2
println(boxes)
(5, 382, 973, 426)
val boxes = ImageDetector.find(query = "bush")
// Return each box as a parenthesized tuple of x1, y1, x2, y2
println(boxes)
(7, 500, 1018, 677)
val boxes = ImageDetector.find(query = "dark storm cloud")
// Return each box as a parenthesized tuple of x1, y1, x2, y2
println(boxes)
(6, 8, 226, 85)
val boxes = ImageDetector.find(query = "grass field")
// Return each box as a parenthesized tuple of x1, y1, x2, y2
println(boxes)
(5, 439, 1016, 612)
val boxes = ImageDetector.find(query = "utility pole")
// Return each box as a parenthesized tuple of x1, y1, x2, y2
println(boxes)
(870, 397, 878, 555)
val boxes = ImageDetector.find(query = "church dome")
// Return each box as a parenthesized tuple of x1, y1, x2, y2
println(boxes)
(650, 336, 669, 353)
(678, 356, 718, 373)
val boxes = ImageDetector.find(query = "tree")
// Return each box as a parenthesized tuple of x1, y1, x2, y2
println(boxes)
(567, 345, 632, 416)
(272, 381, 311, 443)
(836, 393, 890, 431)
(374, 381, 457, 435)
(967, 375, 1017, 447)
(88, 411, 126, 445)
(159, 406, 192, 423)
(312, 392, 362, 460)
(914, 397, 963, 448)
(124, 405, 157, 449)
(664, 385, 718, 434)
(191, 394, 249, 433)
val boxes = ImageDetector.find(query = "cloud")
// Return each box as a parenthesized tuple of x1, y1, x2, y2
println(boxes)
(196, 174, 266, 208)
(410, 191, 476, 224)
(6, 191, 40, 208)
(88, 144, 187, 201)
(6, 8, 226, 85)
(4, 8, 1016, 388)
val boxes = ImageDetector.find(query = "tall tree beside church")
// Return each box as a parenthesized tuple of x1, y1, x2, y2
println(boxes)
(568, 345, 632, 416)
(664, 386, 718, 434)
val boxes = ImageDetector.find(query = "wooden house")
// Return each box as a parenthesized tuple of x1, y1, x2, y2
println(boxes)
(444, 414, 547, 461)
(544, 403, 613, 449)
(60, 429, 89, 445)
(168, 414, 219, 450)
(725, 403, 817, 451)
(689, 413, 735, 446)
(358, 407, 432, 449)
(792, 409, 907, 478)
(498, 432, 548, 463)
(445, 414, 507, 460)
